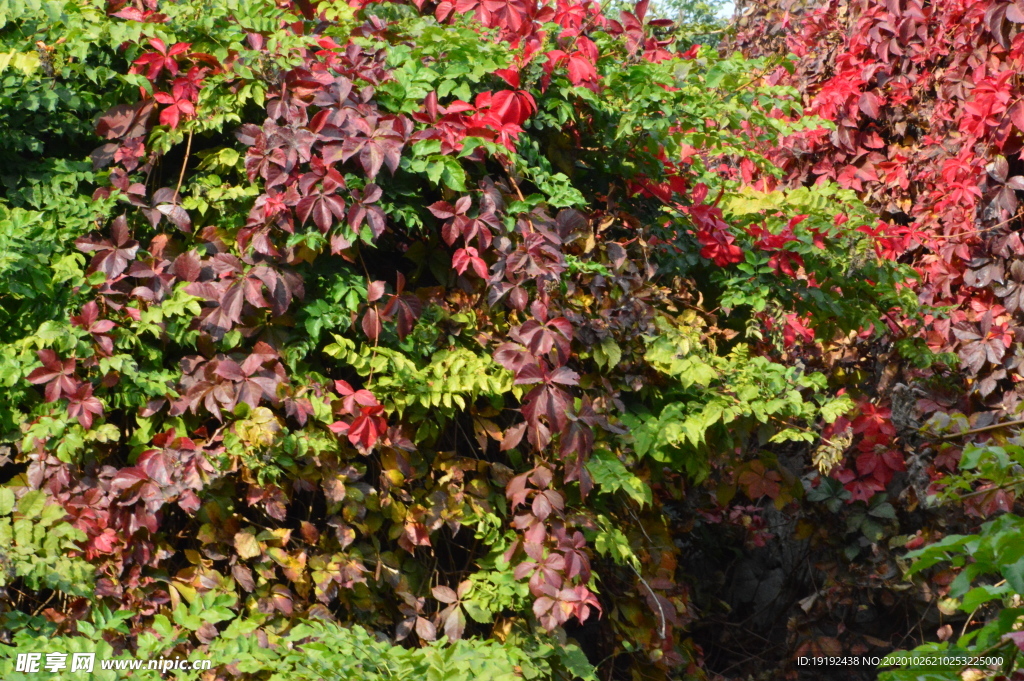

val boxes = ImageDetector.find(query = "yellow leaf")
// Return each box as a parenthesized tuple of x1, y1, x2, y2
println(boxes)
(0, 50, 40, 75)
(235, 406, 282, 447)
(234, 529, 262, 560)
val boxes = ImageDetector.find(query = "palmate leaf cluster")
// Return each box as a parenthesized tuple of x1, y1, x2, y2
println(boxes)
(0, 0, 913, 678)
(725, 0, 1024, 674)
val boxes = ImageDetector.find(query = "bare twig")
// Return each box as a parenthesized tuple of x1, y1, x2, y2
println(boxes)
(173, 130, 194, 204)
(502, 160, 536, 233)
(938, 418, 1024, 441)
(961, 580, 1005, 639)
(957, 477, 1024, 499)
(31, 591, 57, 617)
(629, 563, 666, 640)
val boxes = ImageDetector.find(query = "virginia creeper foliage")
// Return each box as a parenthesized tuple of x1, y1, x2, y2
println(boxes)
(0, 0, 918, 678)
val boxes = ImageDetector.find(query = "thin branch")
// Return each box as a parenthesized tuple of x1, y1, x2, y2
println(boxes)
(957, 477, 1024, 499)
(356, 246, 382, 383)
(31, 591, 57, 617)
(937, 418, 1024, 441)
(627, 506, 655, 547)
(961, 580, 1004, 639)
(502, 159, 536, 233)
(928, 208, 1023, 243)
(173, 130, 194, 204)
(629, 563, 666, 640)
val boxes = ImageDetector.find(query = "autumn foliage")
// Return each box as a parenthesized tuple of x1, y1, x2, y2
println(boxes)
(719, 0, 1024, 676)
(0, 0, 987, 678)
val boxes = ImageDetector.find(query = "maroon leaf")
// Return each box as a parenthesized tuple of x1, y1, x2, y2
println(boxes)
(1008, 0, 1024, 22)
(442, 606, 466, 642)
(156, 203, 192, 232)
(452, 246, 489, 278)
(1011, 101, 1024, 132)
(501, 422, 527, 451)
(76, 216, 140, 279)
(367, 280, 386, 302)
(172, 251, 202, 282)
(296, 189, 346, 233)
(1005, 631, 1024, 651)
(27, 350, 79, 403)
(347, 184, 387, 238)
(66, 384, 103, 429)
(987, 156, 1009, 183)
(381, 292, 423, 340)
(96, 101, 154, 140)
(362, 307, 383, 341)
(858, 91, 881, 119)
(432, 585, 459, 604)
(513, 317, 573, 363)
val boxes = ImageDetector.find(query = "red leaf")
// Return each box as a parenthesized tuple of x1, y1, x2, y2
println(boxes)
(327, 420, 350, 434)
(738, 461, 782, 499)
(452, 247, 489, 278)
(402, 522, 432, 549)
(435, 0, 454, 21)
(367, 280, 386, 302)
(566, 52, 598, 86)
(493, 68, 520, 87)
(361, 307, 382, 341)
(348, 406, 386, 449)
(858, 91, 881, 119)
(428, 200, 458, 219)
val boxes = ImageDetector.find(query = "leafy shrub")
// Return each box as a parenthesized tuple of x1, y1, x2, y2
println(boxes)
(728, 0, 1024, 675)
(0, 0, 911, 677)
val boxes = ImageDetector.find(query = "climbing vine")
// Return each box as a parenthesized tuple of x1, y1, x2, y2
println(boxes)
(0, 0, 912, 678)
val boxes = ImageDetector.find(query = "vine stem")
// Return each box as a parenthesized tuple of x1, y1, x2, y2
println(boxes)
(356, 246, 381, 383)
(956, 477, 1024, 499)
(31, 591, 56, 617)
(938, 418, 1024, 441)
(629, 563, 666, 640)
(173, 130, 194, 204)
(502, 159, 535, 233)
(960, 580, 1005, 639)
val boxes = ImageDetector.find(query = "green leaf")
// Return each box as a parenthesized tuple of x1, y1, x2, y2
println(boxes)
(1003, 556, 1024, 594)
(0, 487, 14, 516)
(586, 449, 651, 505)
(17, 490, 46, 518)
(868, 502, 897, 520)
(462, 600, 492, 623)
(593, 336, 622, 370)
(555, 644, 598, 681)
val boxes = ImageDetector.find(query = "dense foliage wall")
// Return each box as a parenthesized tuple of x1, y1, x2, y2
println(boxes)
(0, 0, 918, 679)
(727, 0, 1024, 678)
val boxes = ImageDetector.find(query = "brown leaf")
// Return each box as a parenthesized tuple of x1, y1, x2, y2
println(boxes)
(432, 585, 458, 604)
(414, 616, 436, 641)
(232, 565, 256, 592)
